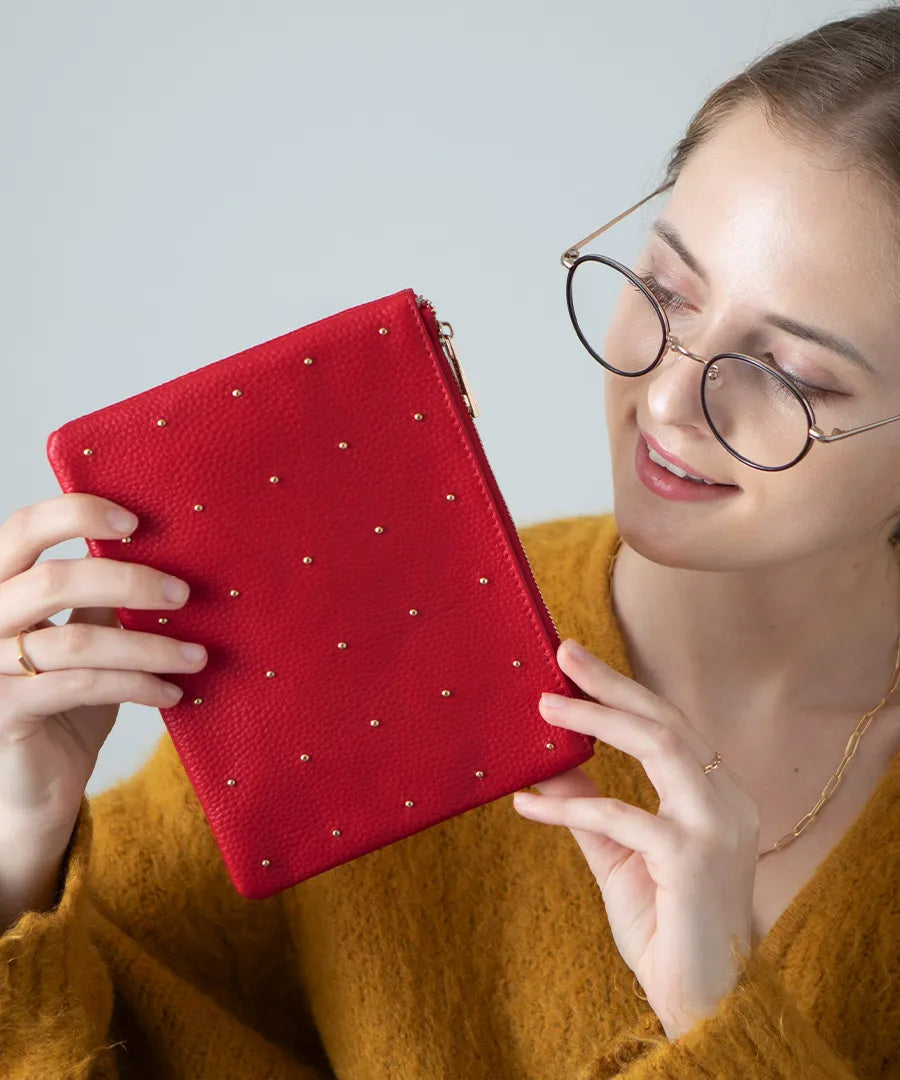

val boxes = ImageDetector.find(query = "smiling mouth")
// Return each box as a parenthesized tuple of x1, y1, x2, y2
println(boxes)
(639, 427, 739, 488)
(647, 444, 719, 484)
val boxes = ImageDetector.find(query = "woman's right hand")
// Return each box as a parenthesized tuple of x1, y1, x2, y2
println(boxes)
(0, 493, 209, 845)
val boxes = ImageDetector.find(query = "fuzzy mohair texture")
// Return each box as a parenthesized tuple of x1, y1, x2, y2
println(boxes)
(1, 514, 896, 1078)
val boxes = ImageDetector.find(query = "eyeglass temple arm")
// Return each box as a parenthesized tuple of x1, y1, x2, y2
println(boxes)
(560, 181, 675, 269)
(812, 414, 900, 441)
(557, 188, 900, 448)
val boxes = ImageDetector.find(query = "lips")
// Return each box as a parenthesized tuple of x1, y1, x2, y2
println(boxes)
(639, 427, 737, 487)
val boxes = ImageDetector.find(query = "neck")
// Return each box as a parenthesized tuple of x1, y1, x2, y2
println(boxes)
(609, 535, 900, 739)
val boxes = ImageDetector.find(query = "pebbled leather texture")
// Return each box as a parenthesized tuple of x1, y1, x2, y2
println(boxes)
(45, 287, 595, 899)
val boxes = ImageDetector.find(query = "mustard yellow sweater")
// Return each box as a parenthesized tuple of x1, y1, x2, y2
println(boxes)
(1, 513, 896, 1079)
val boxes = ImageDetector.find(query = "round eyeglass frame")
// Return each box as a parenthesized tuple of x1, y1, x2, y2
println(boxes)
(560, 181, 900, 473)
(565, 253, 816, 472)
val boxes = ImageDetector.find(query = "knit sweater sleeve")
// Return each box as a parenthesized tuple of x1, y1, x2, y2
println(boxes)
(0, 733, 333, 1079)
(580, 947, 864, 1079)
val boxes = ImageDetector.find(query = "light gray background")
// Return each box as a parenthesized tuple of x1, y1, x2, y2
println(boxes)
(1, 0, 868, 794)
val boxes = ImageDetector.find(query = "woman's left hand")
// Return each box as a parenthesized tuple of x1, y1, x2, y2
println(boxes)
(513, 638, 762, 1042)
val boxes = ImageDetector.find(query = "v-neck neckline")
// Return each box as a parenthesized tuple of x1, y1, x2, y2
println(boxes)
(581, 513, 900, 967)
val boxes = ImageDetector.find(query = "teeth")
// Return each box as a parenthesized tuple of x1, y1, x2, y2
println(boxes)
(648, 445, 716, 484)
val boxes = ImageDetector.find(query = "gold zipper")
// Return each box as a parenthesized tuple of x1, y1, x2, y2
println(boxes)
(415, 299, 564, 649)
(416, 295, 480, 419)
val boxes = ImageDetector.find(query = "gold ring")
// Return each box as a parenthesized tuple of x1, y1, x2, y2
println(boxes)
(703, 751, 723, 774)
(16, 628, 40, 676)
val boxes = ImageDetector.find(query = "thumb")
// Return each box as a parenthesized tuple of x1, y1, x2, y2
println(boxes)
(531, 764, 603, 800)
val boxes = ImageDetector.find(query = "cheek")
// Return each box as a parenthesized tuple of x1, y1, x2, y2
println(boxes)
(844, 446, 900, 526)
(605, 306, 632, 361)
(603, 372, 637, 443)
(781, 441, 899, 539)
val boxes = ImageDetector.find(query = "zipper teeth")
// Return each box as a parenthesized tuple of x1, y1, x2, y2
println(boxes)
(415, 293, 561, 641)
(508, 534, 560, 638)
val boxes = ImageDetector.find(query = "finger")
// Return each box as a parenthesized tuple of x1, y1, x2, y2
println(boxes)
(0, 493, 139, 584)
(68, 555, 124, 630)
(556, 638, 668, 722)
(0, 556, 190, 639)
(514, 792, 678, 867)
(0, 623, 207, 678)
(0, 668, 185, 734)
(555, 642, 718, 768)
(525, 765, 637, 867)
(531, 763, 602, 800)
(540, 697, 717, 825)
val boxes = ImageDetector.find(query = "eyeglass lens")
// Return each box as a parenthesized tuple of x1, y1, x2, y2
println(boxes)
(568, 257, 812, 469)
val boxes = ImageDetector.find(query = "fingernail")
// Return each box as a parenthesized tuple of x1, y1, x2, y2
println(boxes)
(163, 683, 183, 701)
(513, 791, 537, 804)
(179, 643, 206, 662)
(108, 508, 138, 532)
(564, 638, 587, 658)
(163, 576, 190, 603)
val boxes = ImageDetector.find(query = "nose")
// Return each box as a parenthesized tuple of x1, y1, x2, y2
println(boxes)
(666, 337, 710, 367)
(645, 336, 714, 430)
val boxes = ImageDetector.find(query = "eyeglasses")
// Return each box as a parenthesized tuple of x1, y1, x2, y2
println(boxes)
(560, 180, 900, 471)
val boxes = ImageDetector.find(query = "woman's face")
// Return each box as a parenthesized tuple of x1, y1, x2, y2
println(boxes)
(604, 102, 900, 571)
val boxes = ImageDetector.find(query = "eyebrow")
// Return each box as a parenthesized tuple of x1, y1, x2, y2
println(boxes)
(650, 219, 878, 377)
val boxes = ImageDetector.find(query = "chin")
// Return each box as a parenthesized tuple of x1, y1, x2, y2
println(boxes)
(609, 468, 736, 573)
(609, 500, 683, 570)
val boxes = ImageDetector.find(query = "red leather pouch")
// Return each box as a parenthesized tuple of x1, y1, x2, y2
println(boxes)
(46, 288, 595, 898)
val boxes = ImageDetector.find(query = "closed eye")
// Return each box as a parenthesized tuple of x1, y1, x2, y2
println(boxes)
(636, 270, 690, 313)
(634, 270, 843, 405)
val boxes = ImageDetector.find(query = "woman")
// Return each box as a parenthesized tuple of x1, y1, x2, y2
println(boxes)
(1, 7, 897, 1077)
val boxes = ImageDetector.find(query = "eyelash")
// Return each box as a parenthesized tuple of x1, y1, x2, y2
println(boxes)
(634, 270, 838, 405)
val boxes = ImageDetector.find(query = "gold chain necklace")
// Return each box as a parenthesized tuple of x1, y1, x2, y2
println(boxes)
(607, 535, 900, 862)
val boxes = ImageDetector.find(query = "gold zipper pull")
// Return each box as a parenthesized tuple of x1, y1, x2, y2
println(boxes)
(417, 296, 479, 419)
(441, 323, 480, 419)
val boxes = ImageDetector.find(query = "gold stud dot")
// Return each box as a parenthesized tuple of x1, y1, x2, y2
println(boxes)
(475, 770, 485, 779)
(302, 556, 313, 564)
(304, 356, 314, 365)
(378, 327, 389, 335)
(193, 504, 204, 512)
(409, 608, 418, 616)
(405, 800, 415, 807)
(374, 526, 383, 534)
(269, 476, 279, 484)
(546, 742, 556, 751)
(226, 778, 236, 787)
(413, 412, 424, 421)
(121, 536, 132, 543)
(337, 642, 347, 649)
(332, 829, 342, 837)
(446, 493, 455, 501)
(232, 389, 242, 397)
(193, 698, 203, 705)
(338, 441, 348, 450)
(83, 448, 93, 456)
(266, 670, 276, 678)
(479, 577, 489, 585)
(261, 858, 270, 867)
(441, 689, 451, 697)
(158, 617, 169, 624)
(157, 418, 167, 427)
(230, 589, 240, 597)
(513, 660, 522, 667)
(370, 719, 380, 727)
(300, 754, 310, 762)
